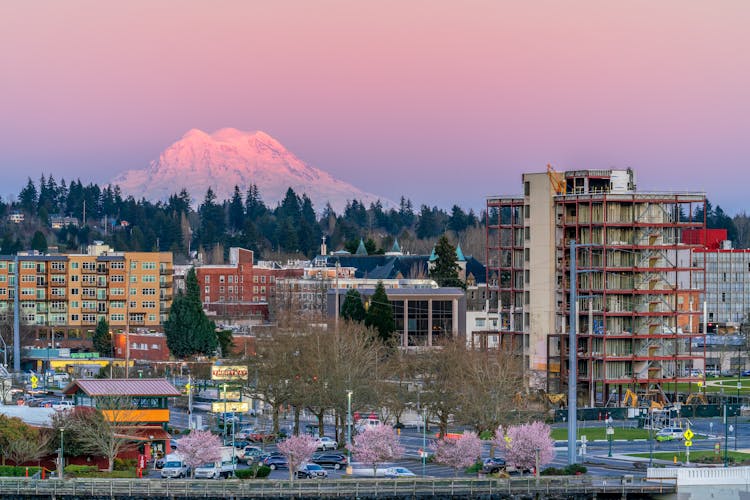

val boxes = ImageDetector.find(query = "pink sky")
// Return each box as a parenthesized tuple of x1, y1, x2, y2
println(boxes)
(1, 1, 749, 213)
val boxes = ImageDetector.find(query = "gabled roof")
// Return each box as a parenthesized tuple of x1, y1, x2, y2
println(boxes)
(456, 243, 466, 262)
(355, 238, 368, 256)
(62, 378, 181, 397)
(391, 238, 401, 253)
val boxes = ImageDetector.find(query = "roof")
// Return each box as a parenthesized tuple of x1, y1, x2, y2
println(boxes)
(62, 378, 181, 397)
(320, 254, 486, 283)
(355, 239, 368, 256)
(456, 244, 466, 262)
(391, 238, 401, 253)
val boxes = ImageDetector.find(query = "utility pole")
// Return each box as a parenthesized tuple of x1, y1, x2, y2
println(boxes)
(567, 240, 578, 465)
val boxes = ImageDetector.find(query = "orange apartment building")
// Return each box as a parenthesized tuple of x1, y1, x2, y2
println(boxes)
(0, 244, 173, 356)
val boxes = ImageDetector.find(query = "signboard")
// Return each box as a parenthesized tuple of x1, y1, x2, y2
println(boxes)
(211, 365, 249, 381)
(685, 440, 693, 447)
(220, 390, 241, 401)
(211, 401, 249, 413)
(683, 429, 694, 441)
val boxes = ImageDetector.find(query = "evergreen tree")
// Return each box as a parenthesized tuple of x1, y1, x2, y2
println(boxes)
(198, 187, 225, 246)
(19, 178, 37, 212)
(228, 185, 244, 232)
(365, 282, 396, 345)
(430, 234, 465, 289)
(340, 289, 366, 322)
(164, 268, 217, 358)
(30, 231, 47, 253)
(93, 317, 113, 357)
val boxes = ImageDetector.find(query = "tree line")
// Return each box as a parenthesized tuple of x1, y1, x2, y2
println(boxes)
(1, 175, 484, 261)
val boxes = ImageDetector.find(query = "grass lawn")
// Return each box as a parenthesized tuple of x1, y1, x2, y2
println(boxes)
(551, 427, 650, 441)
(671, 377, 750, 395)
(630, 450, 750, 463)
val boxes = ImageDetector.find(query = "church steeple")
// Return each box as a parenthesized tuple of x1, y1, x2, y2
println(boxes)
(355, 238, 368, 256)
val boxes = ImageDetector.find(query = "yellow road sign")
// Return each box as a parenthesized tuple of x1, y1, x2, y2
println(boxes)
(683, 429, 694, 440)
(30, 375, 38, 389)
(685, 440, 693, 447)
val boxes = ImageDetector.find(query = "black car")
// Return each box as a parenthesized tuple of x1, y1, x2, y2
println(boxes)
(311, 453, 348, 470)
(262, 455, 289, 470)
(482, 457, 506, 474)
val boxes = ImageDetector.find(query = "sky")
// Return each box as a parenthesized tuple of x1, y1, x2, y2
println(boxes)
(1, 1, 749, 214)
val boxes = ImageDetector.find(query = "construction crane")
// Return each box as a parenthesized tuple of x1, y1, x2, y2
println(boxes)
(546, 164, 566, 195)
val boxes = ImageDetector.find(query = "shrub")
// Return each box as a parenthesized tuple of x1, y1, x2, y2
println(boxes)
(113, 458, 137, 471)
(540, 464, 588, 476)
(479, 430, 494, 440)
(464, 460, 483, 474)
(0, 465, 42, 477)
(235, 464, 271, 479)
(64, 465, 99, 477)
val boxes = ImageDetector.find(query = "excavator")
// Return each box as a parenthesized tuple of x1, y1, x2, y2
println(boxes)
(685, 393, 707, 405)
(623, 388, 665, 410)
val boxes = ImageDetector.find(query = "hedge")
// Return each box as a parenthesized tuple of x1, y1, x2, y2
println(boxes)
(235, 465, 271, 479)
(0, 465, 42, 477)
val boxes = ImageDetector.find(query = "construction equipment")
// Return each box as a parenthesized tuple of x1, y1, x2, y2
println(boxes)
(650, 400, 664, 410)
(685, 393, 707, 405)
(623, 389, 638, 408)
(547, 164, 567, 195)
(546, 393, 567, 408)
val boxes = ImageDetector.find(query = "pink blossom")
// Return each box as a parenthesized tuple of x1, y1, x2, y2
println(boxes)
(176, 430, 223, 477)
(496, 422, 555, 471)
(348, 424, 404, 476)
(432, 431, 482, 474)
(277, 434, 319, 481)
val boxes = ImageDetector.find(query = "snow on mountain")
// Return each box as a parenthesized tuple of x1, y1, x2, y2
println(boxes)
(111, 128, 388, 212)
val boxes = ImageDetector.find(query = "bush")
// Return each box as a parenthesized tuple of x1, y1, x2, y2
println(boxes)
(479, 430, 494, 440)
(236, 464, 272, 479)
(465, 460, 483, 474)
(0, 465, 42, 477)
(540, 464, 588, 476)
(64, 465, 99, 477)
(113, 458, 136, 471)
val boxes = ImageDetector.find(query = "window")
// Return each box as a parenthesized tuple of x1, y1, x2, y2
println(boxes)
(51, 262, 66, 271)
(142, 262, 156, 270)
(110, 275, 124, 282)
(261, 276, 266, 283)
(111, 261, 124, 270)
(253, 276, 258, 283)
(205, 286, 210, 294)
(205, 275, 210, 284)
(70, 288, 79, 295)
(524, 181, 530, 196)
(524, 227, 530, 240)
(141, 275, 155, 282)
(143, 288, 156, 295)
(524, 248, 530, 262)
(524, 205, 530, 218)
(71, 275, 79, 282)
(71, 314, 79, 321)
(219, 275, 225, 283)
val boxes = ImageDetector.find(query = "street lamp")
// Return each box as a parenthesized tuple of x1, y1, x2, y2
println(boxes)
(422, 408, 427, 478)
(534, 447, 540, 482)
(346, 390, 353, 474)
(607, 423, 614, 457)
(58, 427, 65, 478)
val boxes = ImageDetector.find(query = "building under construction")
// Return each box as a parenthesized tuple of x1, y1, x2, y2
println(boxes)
(486, 167, 706, 406)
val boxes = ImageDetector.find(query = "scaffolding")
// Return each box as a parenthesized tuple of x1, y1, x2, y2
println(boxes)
(547, 172, 706, 406)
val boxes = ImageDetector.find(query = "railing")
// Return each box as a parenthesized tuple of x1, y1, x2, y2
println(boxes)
(0, 476, 675, 498)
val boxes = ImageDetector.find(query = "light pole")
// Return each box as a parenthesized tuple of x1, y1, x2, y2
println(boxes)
(607, 424, 614, 457)
(346, 390, 352, 474)
(535, 447, 540, 482)
(58, 427, 65, 478)
(422, 408, 427, 477)
(648, 411, 654, 467)
(724, 401, 729, 467)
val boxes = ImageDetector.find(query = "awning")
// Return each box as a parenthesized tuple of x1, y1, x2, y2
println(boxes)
(114, 426, 171, 442)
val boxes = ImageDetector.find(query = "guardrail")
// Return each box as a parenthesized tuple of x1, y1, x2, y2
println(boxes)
(0, 476, 675, 498)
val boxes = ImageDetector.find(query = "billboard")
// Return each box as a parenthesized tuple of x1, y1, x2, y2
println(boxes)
(211, 401, 249, 413)
(211, 365, 249, 381)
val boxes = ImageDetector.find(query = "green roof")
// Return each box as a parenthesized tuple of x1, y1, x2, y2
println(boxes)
(355, 238, 368, 256)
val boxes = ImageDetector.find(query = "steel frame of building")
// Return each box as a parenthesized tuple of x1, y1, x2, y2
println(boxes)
(547, 189, 707, 405)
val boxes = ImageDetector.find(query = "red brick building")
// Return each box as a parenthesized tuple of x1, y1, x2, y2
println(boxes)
(195, 247, 302, 320)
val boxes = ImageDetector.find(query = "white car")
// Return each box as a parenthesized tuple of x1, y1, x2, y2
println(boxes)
(52, 400, 74, 411)
(385, 467, 416, 478)
(316, 436, 338, 451)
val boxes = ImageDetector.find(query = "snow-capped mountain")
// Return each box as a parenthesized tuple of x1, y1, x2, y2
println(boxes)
(112, 128, 388, 212)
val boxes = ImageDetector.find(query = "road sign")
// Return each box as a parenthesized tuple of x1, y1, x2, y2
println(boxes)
(697, 381, 703, 387)
(685, 440, 693, 447)
(683, 429, 694, 440)
(606, 426, 614, 435)
(30, 375, 38, 389)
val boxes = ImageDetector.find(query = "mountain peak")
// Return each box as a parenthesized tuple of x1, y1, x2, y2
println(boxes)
(112, 128, 388, 212)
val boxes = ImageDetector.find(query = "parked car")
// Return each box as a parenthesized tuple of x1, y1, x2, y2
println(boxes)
(235, 427, 255, 440)
(482, 457, 507, 474)
(384, 467, 416, 478)
(741, 369, 750, 377)
(655, 427, 685, 442)
(52, 400, 74, 411)
(315, 436, 338, 451)
(311, 453, 348, 470)
(296, 463, 328, 479)
(262, 455, 289, 470)
(241, 446, 264, 464)
(160, 453, 190, 478)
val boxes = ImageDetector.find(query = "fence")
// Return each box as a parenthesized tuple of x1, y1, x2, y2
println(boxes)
(0, 476, 675, 498)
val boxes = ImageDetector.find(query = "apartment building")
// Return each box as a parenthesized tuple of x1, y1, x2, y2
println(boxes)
(0, 244, 173, 350)
(486, 168, 706, 405)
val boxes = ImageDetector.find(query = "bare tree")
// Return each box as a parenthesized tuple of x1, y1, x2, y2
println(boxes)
(416, 340, 468, 438)
(5, 428, 51, 466)
(66, 397, 142, 472)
